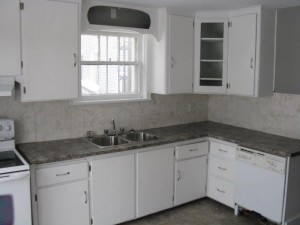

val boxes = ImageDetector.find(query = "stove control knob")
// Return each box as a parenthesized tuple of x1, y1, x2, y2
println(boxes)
(4, 125, 11, 131)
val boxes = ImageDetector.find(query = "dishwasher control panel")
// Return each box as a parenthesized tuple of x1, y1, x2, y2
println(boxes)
(237, 148, 286, 174)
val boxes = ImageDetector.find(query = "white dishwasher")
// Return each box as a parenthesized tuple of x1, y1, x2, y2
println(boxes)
(235, 147, 286, 224)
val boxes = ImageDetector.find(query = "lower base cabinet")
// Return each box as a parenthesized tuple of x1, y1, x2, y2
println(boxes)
(37, 180, 90, 225)
(137, 147, 175, 217)
(90, 154, 135, 225)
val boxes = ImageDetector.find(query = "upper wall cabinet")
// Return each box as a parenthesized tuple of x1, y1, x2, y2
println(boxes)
(18, 0, 81, 102)
(194, 6, 276, 97)
(227, 6, 275, 97)
(0, 0, 21, 76)
(194, 17, 228, 94)
(152, 8, 194, 94)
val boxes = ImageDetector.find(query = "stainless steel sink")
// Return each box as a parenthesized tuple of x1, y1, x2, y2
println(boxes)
(89, 135, 129, 147)
(123, 132, 159, 142)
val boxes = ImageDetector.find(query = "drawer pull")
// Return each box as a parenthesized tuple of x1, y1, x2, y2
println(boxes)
(56, 172, 70, 177)
(218, 166, 227, 171)
(189, 148, 198, 152)
(218, 149, 227, 153)
(217, 188, 226, 194)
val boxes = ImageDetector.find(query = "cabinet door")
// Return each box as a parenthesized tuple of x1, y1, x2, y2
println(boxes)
(194, 19, 228, 94)
(21, 0, 79, 101)
(137, 148, 174, 217)
(37, 180, 89, 225)
(169, 15, 193, 94)
(90, 154, 135, 225)
(227, 14, 257, 96)
(0, 0, 21, 76)
(174, 156, 207, 206)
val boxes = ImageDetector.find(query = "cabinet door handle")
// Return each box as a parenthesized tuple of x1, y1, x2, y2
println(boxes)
(250, 58, 254, 69)
(56, 172, 70, 177)
(218, 166, 227, 171)
(171, 57, 175, 68)
(74, 53, 77, 67)
(217, 188, 226, 194)
(177, 170, 181, 181)
(189, 148, 198, 152)
(84, 191, 88, 204)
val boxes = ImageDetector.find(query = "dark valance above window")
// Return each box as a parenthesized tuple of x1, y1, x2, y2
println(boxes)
(87, 6, 151, 29)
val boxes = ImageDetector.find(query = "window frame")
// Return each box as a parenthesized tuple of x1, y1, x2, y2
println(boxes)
(77, 30, 149, 103)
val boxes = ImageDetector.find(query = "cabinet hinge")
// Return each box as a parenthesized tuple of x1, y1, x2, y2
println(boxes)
(89, 165, 91, 172)
(192, 82, 194, 89)
(206, 158, 208, 164)
(226, 83, 231, 89)
(173, 195, 174, 202)
(35, 194, 37, 202)
(23, 86, 26, 94)
(205, 186, 207, 192)
(91, 218, 93, 224)
(228, 21, 232, 27)
(21, 61, 23, 68)
(193, 21, 195, 27)
(20, 2, 24, 10)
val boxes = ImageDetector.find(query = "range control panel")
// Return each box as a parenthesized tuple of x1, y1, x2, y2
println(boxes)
(0, 119, 14, 141)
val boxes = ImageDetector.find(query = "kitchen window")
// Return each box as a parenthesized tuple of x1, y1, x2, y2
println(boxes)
(80, 32, 148, 102)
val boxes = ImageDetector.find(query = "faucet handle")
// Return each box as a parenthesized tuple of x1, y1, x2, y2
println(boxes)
(119, 127, 125, 135)
(129, 128, 135, 133)
(104, 129, 109, 135)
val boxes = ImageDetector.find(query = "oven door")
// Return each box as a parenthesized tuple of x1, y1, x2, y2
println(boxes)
(0, 171, 32, 225)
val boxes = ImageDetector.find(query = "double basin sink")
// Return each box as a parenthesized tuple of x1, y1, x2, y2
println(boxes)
(89, 132, 159, 147)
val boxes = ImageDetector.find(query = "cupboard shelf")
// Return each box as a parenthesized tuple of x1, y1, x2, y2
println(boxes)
(201, 38, 224, 41)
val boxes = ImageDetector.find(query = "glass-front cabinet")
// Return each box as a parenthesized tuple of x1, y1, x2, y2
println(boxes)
(194, 18, 228, 94)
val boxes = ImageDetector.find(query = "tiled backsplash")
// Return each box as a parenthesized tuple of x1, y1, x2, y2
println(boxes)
(209, 93, 300, 139)
(0, 94, 208, 143)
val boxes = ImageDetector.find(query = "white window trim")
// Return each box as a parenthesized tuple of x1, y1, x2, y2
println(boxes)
(74, 30, 150, 104)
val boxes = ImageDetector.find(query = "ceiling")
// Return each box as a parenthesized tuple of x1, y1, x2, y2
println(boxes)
(100, 0, 300, 11)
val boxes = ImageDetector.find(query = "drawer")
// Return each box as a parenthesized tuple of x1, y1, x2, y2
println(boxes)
(176, 142, 208, 160)
(36, 162, 89, 187)
(207, 175, 234, 208)
(208, 156, 235, 181)
(210, 141, 236, 160)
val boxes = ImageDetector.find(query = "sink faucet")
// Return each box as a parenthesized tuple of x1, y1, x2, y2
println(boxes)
(111, 118, 116, 131)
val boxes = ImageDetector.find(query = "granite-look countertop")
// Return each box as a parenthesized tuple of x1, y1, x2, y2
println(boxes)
(17, 121, 300, 164)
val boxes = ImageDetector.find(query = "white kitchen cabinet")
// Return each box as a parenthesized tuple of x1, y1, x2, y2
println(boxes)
(34, 161, 90, 225)
(0, 0, 21, 76)
(37, 180, 89, 225)
(227, 6, 275, 97)
(152, 9, 194, 94)
(174, 142, 208, 206)
(19, 0, 80, 102)
(207, 140, 237, 208)
(194, 18, 228, 94)
(90, 154, 135, 225)
(137, 147, 175, 217)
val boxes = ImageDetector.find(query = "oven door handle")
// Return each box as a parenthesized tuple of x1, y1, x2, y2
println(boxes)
(0, 171, 30, 183)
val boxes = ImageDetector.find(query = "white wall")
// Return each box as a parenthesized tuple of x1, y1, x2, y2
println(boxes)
(0, 94, 208, 144)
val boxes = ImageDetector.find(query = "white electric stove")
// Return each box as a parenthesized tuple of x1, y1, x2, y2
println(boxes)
(0, 119, 32, 225)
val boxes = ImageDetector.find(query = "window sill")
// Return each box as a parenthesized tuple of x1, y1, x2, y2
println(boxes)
(71, 97, 152, 105)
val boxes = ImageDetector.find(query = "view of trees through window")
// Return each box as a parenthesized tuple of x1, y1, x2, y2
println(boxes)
(81, 34, 139, 96)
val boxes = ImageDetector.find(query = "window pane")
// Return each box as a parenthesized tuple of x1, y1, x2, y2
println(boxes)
(81, 65, 138, 96)
(81, 65, 107, 95)
(99, 36, 107, 61)
(81, 35, 99, 61)
(107, 36, 118, 61)
(120, 37, 136, 62)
